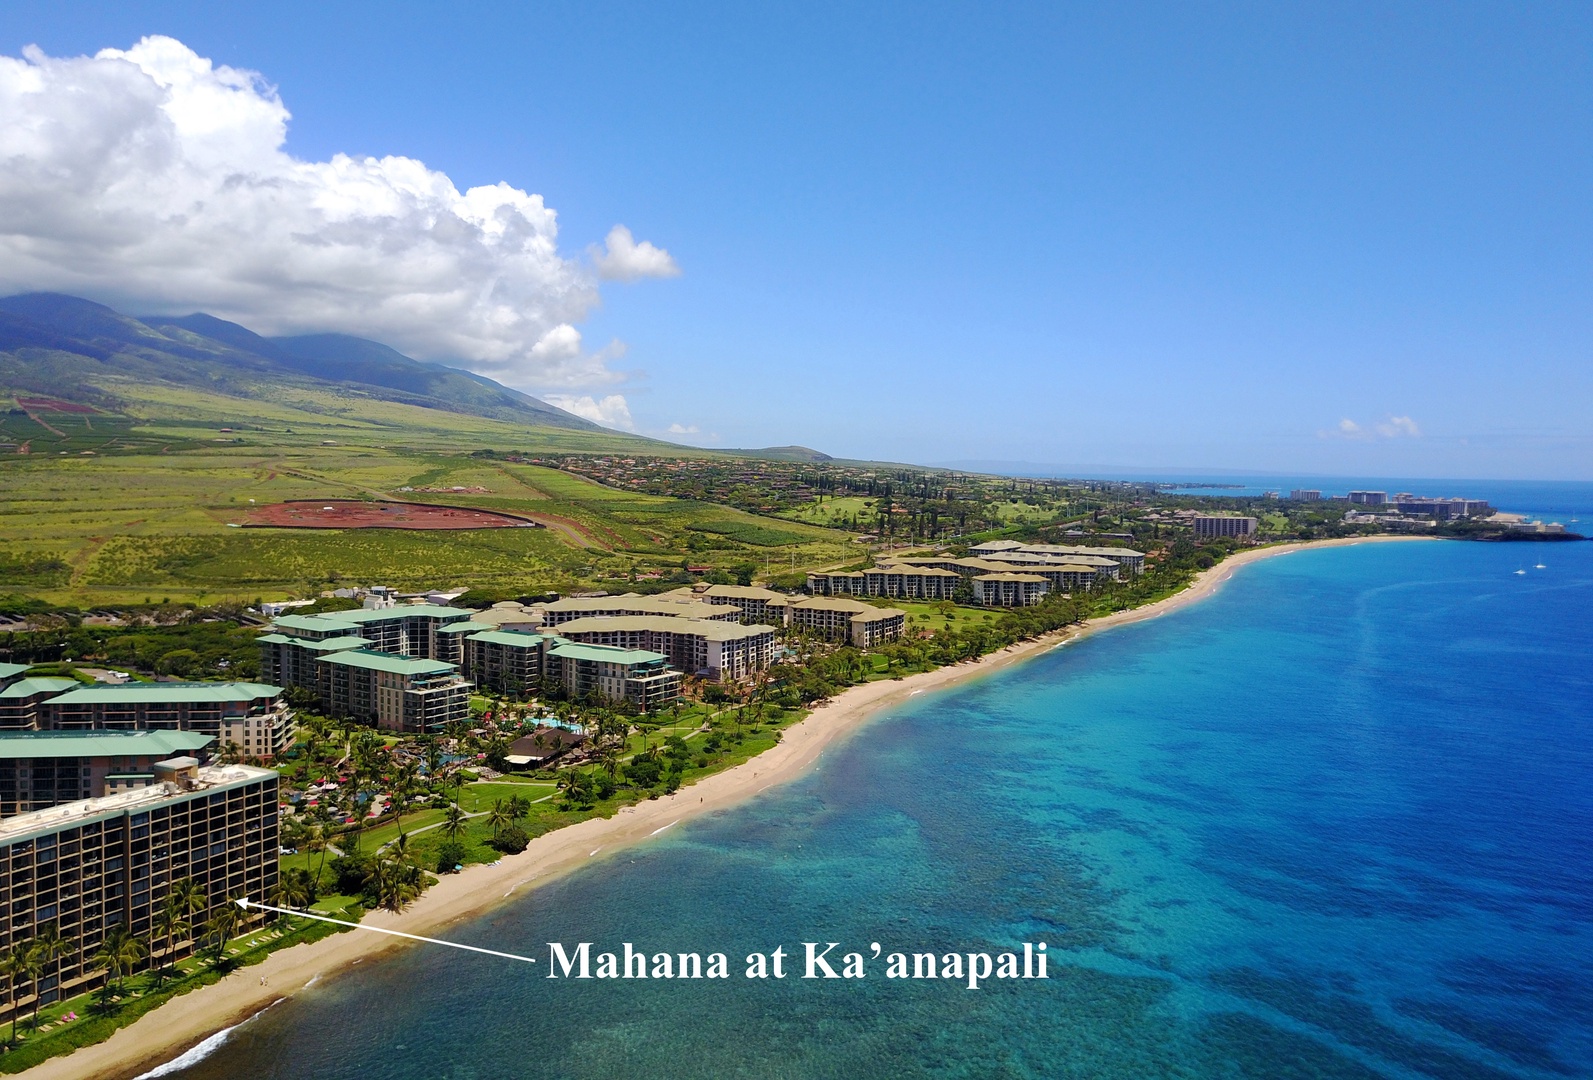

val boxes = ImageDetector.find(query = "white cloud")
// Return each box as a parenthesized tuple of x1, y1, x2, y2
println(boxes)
(1376, 415, 1421, 438)
(543, 393, 635, 430)
(0, 37, 676, 389)
(591, 224, 680, 282)
(667, 422, 700, 435)
(1321, 415, 1422, 441)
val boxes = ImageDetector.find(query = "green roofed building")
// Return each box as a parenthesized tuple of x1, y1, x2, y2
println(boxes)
(546, 642, 681, 712)
(460, 630, 681, 710)
(38, 682, 295, 758)
(0, 729, 215, 817)
(0, 761, 279, 1024)
(0, 676, 81, 730)
(315, 650, 470, 733)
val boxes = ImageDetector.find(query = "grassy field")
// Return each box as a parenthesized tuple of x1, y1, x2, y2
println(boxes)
(0, 401, 860, 605)
(883, 599, 997, 636)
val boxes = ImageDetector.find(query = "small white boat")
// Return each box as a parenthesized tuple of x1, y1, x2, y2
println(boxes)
(1535, 563, 1547, 570)
(1514, 569, 1527, 576)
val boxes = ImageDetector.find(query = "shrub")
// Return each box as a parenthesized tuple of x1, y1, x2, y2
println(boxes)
(435, 840, 468, 873)
(329, 854, 374, 895)
(490, 826, 530, 855)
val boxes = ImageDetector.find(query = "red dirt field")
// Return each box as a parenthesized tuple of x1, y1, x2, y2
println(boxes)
(15, 397, 96, 413)
(243, 499, 541, 530)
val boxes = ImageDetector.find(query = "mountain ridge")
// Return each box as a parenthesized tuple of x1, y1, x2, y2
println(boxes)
(0, 292, 602, 431)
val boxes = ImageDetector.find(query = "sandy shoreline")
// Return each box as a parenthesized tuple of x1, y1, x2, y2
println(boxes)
(32, 533, 1428, 1080)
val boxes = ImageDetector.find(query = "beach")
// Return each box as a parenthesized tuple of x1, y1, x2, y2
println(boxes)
(32, 534, 1427, 1080)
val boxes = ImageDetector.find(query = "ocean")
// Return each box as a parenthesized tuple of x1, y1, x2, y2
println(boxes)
(160, 539, 1593, 1079)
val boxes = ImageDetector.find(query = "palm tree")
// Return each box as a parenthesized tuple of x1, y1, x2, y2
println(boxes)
(441, 802, 467, 841)
(151, 899, 191, 988)
(28, 923, 67, 1027)
(1, 942, 32, 1045)
(204, 901, 244, 965)
(485, 798, 514, 840)
(91, 924, 146, 998)
(304, 822, 330, 893)
(364, 858, 421, 913)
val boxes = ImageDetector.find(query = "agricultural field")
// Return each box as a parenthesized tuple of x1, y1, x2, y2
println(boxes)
(0, 435, 856, 606)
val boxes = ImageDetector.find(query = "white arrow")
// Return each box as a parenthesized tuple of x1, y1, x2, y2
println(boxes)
(237, 899, 538, 965)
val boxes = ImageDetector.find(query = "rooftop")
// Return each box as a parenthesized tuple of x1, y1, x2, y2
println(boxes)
(547, 641, 670, 666)
(257, 633, 372, 651)
(45, 681, 283, 706)
(553, 615, 777, 641)
(316, 650, 456, 676)
(0, 764, 276, 844)
(0, 729, 214, 759)
(0, 676, 80, 699)
(0, 662, 29, 681)
(466, 629, 551, 648)
(541, 595, 743, 620)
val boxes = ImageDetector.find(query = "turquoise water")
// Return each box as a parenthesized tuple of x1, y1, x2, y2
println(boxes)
(163, 540, 1593, 1079)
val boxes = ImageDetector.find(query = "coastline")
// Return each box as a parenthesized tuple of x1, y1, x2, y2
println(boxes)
(31, 533, 1428, 1080)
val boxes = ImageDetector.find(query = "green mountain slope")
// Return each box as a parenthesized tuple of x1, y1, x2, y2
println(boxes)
(0, 292, 601, 432)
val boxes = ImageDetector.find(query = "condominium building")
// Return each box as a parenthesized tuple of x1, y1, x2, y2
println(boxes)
(315, 651, 471, 734)
(971, 572, 1049, 607)
(1288, 489, 1323, 501)
(38, 683, 295, 758)
(0, 675, 79, 730)
(0, 730, 215, 817)
(266, 603, 478, 662)
(787, 598, 907, 648)
(1389, 496, 1493, 520)
(0, 761, 279, 1024)
(462, 630, 682, 709)
(538, 595, 743, 626)
(806, 566, 960, 600)
(657, 584, 795, 626)
(552, 616, 777, 681)
(1192, 515, 1258, 538)
(256, 631, 373, 691)
(967, 541, 1144, 576)
(1347, 491, 1387, 505)
(544, 643, 682, 712)
(463, 629, 548, 695)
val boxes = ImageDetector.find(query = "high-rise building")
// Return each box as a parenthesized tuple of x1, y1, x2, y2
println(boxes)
(1347, 491, 1388, 505)
(1192, 515, 1259, 538)
(0, 730, 215, 816)
(1289, 489, 1323, 501)
(0, 761, 279, 1023)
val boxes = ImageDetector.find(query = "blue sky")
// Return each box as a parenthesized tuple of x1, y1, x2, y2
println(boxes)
(3, 2, 1590, 478)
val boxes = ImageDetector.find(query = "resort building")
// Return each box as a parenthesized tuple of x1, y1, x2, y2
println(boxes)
(1347, 491, 1387, 505)
(462, 629, 682, 709)
(971, 572, 1050, 607)
(256, 632, 372, 691)
(966, 541, 1144, 575)
(0, 675, 80, 731)
(0, 761, 279, 1024)
(806, 566, 960, 600)
(544, 642, 682, 712)
(538, 595, 743, 626)
(552, 616, 777, 682)
(37, 683, 296, 758)
(658, 583, 795, 626)
(264, 603, 478, 664)
(315, 651, 471, 734)
(0, 730, 215, 817)
(1288, 489, 1323, 501)
(463, 629, 548, 695)
(787, 598, 907, 648)
(1192, 515, 1258, 538)
(1389, 496, 1493, 520)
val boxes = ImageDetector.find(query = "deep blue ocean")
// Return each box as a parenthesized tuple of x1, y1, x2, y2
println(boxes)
(158, 539, 1593, 1079)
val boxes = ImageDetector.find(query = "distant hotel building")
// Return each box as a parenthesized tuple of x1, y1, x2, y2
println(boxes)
(787, 597, 907, 648)
(970, 572, 1049, 607)
(1289, 489, 1322, 501)
(316, 650, 471, 734)
(36, 682, 295, 759)
(0, 760, 278, 1023)
(0, 666, 78, 730)
(1192, 515, 1258, 538)
(462, 630, 683, 708)
(0, 730, 214, 817)
(1347, 491, 1387, 505)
